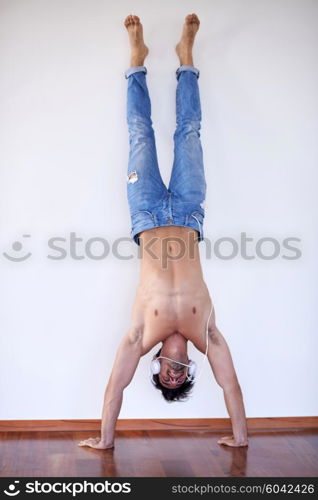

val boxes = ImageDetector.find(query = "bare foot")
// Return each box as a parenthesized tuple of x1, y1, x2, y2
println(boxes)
(176, 13, 200, 66)
(124, 14, 149, 67)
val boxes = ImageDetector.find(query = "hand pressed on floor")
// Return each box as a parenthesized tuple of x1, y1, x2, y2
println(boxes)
(78, 437, 114, 450)
(217, 435, 248, 447)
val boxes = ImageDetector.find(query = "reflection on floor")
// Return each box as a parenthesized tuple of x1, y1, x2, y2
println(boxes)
(1, 429, 318, 477)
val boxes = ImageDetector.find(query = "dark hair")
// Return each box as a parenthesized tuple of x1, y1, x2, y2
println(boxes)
(151, 348, 194, 402)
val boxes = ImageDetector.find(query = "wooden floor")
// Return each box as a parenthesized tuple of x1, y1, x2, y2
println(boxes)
(1, 429, 317, 477)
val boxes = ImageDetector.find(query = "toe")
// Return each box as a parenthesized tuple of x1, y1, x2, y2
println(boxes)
(125, 15, 132, 26)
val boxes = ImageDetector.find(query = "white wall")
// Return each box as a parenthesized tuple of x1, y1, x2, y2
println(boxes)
(0, 0, 317, 419)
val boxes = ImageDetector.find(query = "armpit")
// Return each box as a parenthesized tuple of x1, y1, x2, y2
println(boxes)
(128, 328, 144, 344)
(208, 327, 222, 346)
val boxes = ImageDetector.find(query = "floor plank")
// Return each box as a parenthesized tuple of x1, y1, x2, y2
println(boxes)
(0, 429, 317, 477)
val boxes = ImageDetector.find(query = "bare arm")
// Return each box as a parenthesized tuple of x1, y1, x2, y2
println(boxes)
(207, 317, 248, 447)
(78, 329, 143, 449)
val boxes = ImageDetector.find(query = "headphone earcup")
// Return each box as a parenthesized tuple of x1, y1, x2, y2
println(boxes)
(188, 360, 197, 377)
(150, 359, 161, 375)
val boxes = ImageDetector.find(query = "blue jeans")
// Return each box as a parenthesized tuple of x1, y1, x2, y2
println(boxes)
(125, 65, 206, 245)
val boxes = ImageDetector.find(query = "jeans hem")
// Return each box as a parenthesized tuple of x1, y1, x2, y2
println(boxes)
(176, 65, 200, 80)
(125, 66, 147, 79)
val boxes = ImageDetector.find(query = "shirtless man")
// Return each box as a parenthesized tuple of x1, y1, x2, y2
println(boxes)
(78, 13, 248, 450)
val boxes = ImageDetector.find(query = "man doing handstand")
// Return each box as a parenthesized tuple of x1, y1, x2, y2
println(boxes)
(79, 13, 248, 450)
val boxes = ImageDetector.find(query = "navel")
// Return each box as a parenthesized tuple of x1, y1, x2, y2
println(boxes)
(192, 306, 196, 314)
(154, 309, 159, 316)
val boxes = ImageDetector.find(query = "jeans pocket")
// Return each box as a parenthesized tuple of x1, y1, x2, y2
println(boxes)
(190, 209, 205, 240)
(131, 209, 156, 226)
(190, 209, 204, 224)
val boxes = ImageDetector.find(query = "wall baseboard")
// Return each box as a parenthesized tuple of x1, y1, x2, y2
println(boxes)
(0, 417, 317, 432)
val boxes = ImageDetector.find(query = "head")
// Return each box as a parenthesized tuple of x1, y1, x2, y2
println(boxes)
(151, 339, 194, 402)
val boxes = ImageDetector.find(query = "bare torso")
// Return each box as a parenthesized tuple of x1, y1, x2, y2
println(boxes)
(130, 226, 213, 355)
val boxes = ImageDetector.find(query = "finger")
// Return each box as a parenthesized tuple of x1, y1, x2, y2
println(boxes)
(78, 438, 94, 446)
(83, 442, 96, 448)
(78, 436, 101, 446)
(222, 440, 237, 447)
(217, 439, 234, 445)
(217, 436, 231, 442)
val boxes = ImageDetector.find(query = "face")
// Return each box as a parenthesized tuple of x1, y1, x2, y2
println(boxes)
(158, 359, 188, 388)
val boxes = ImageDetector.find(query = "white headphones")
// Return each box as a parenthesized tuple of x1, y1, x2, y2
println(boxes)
(150, 357, 197, 382)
